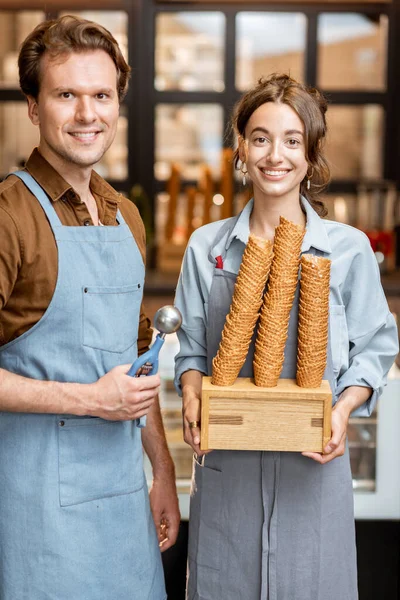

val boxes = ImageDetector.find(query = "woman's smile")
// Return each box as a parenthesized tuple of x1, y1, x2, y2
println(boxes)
(258, 167, 292, 180)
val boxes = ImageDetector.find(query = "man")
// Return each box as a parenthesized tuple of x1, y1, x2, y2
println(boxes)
(0, 15, 179, 599)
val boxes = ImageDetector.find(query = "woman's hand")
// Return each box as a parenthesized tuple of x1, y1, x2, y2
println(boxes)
(302, 401, 350, 464)
(302, 385, 372, 464)
(181, 370, 211, 457)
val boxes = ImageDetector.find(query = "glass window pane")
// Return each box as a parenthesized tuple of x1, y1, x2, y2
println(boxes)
(236, 12, 306, 91)
(318, 13, 388, 91)
(155, 104, 223, 181)
(155, 12, 225, 91)
(0, 103, 39, 176)
(60, 11, 128, 61)
(325, 105, 384, 180)
(96, 105, 128, 181)
(0, 12, 45, 87)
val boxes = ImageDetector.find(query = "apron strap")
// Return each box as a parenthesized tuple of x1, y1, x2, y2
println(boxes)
(207, 212, 243, 267)
(11, 171, 125, 230)
(11, 171, 63, 229)
(115, 209, 125, 225)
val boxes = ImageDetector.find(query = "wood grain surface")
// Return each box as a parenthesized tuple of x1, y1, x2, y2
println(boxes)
(201, 377, 332, 452)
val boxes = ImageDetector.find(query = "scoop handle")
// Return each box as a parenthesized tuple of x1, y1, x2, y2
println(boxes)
(127, 335, 164, 428)
(127, 335, 164, 377)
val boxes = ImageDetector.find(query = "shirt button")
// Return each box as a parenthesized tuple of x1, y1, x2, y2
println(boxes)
(83, 219, 91, 226)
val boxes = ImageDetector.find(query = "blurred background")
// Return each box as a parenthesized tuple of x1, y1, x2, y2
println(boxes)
(0, 1, 399, 598)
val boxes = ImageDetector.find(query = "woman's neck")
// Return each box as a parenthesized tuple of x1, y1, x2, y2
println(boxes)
(249, 192, 306, 240)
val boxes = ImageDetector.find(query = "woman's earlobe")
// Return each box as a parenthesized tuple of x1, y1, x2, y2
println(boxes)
(238, 137, 248, 164)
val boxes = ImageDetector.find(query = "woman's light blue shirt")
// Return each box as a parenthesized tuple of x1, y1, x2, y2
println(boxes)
(174, 197, 399, 416)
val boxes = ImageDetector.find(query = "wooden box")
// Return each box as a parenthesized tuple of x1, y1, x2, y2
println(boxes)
(201, 377, 332, 453)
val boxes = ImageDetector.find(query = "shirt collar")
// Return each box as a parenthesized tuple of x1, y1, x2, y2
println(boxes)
(225, 196, 332, 255)
(225, 199, 254, 250)
(25, 148, 73, 202)
(300, 195, 332, 255)
(25, 148, 121, 205)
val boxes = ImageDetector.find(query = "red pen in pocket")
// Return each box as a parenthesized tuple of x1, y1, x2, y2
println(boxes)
(215, 255, 223, 269)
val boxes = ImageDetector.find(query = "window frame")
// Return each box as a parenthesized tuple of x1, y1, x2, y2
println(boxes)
(150, 2, 397, 199)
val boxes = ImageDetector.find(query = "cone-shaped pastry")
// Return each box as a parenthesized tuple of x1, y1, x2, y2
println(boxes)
(211, 235, 274, 386)
(296, 254, 331, 388)
(254, 216, 305, 387)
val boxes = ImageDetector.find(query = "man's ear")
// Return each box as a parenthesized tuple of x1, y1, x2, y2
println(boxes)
(238, 136, 248, 164)
(27, 96, 40, 126)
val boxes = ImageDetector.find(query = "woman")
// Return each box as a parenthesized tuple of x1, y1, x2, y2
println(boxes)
(174, 74, 398, 600)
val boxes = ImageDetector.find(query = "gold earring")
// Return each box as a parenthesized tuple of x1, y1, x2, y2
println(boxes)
(241, 163, 248, 186)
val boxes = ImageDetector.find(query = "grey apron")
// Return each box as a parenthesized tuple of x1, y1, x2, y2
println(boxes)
(0, 172, 166, 599)
(187, 218, 358, 600)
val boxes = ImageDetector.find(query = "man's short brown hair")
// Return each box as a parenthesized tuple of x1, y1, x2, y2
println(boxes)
(18, 15, 131, 101)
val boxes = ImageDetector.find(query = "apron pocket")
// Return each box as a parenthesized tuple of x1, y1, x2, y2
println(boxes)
(188, 456, 222, 598)
(58, 417, 144, 506)
(82, 284, 142, 353)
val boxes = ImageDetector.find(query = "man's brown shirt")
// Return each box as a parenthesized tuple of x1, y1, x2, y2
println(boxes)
(0, 148, 152, 353)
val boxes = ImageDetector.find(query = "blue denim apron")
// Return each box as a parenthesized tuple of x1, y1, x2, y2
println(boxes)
(0, 172, 166, 599)
(187, 217, 358, 600)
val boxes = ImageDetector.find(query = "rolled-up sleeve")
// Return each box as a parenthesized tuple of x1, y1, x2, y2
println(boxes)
(174, 244, 209, 396)
(335, 235, 399, 416)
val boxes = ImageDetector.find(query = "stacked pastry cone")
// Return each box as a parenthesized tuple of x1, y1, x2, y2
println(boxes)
(296, 254, 331, 388)
(212, 235, 274, 386)
(254, 217, 305, 387)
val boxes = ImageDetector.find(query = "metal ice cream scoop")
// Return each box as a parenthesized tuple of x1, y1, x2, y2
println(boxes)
(127, 305, 182, 377)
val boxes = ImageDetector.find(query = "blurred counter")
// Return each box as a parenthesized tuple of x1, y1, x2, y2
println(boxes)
(353, 377, 400, 519)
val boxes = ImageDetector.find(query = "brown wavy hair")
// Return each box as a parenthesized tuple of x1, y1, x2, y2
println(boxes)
(18, 15, 130, 102)
(232, 74, 330, 217)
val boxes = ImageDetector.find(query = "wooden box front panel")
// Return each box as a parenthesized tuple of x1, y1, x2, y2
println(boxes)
(201, 377, 332, 453)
